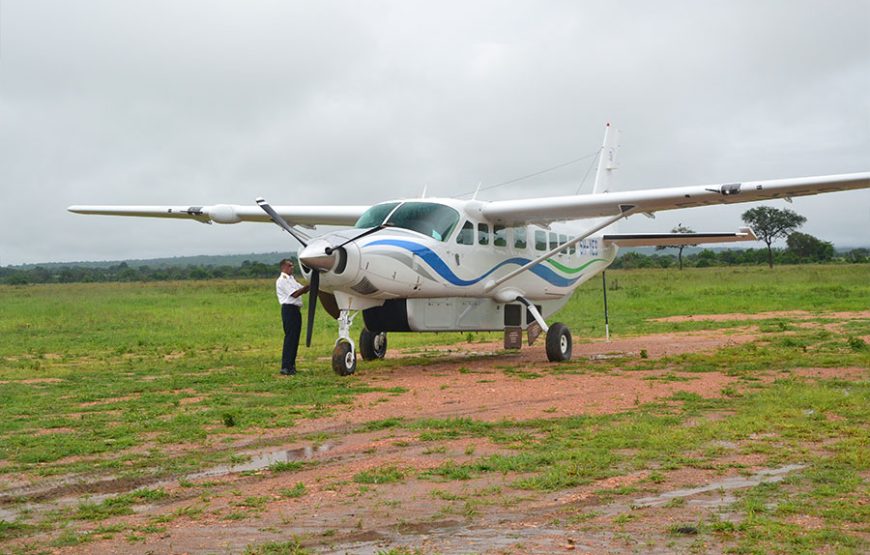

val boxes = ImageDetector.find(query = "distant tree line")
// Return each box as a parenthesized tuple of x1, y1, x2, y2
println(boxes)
(2, 244, 866, 285)
(0, 259, 289, 285)
(612, 243, 868, 270)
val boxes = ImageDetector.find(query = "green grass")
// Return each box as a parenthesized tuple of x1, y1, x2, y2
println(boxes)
(0, 266, 867, 553)
(244, 538, 309, 554)
(416, 376, 868, 551)
(353, 465, 407, 485)
(73, 489, 168, 521)
(279, 483, 307, 498)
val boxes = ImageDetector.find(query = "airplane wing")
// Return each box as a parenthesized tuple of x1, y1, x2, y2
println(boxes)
(602, 227, 756, 247)
(67, 203, 370, 227)
(480, 172, 870, 226)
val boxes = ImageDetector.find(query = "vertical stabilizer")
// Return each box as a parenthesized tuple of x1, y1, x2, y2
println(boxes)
(592, 123, 619, 194)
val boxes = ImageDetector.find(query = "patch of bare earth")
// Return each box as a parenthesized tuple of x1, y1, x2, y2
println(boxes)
(5, 323, 866, 555)
(651, 309, 870, 323)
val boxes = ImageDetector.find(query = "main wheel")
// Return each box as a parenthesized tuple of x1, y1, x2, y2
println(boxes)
(545, 323, 572, 362)
(359, 328, 388, 361)
(332, 341, 357, 376)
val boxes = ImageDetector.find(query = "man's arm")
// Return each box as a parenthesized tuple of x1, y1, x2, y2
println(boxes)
(290, 285, 310, 298)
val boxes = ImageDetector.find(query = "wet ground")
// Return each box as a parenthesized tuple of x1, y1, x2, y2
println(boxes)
(2, 315, 868, 554)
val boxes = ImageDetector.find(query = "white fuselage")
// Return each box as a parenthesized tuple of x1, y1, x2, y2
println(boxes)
(301, 197, 618, 311)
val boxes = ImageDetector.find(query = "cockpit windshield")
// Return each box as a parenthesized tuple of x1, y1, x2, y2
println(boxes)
(354, 201, 460, 242)
(354, 202, 400, 229)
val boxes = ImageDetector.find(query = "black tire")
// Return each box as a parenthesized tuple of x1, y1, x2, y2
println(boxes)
(332, 341, 357, 376)
(545, 322, 572, 362)
(359, 328, 388, 361)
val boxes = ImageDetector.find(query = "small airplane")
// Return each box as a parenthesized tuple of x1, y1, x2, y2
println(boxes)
(69, 125, 870, 375)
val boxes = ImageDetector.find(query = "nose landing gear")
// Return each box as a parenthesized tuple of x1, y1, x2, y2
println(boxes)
(332, 309, 358, 376)
(332, 341, 357, 376)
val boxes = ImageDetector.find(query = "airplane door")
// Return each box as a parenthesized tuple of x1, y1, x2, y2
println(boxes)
(449, 220, 476, 269)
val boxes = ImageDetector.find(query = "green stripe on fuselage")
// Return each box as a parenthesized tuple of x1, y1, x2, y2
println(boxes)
(543, 258, 608, 274)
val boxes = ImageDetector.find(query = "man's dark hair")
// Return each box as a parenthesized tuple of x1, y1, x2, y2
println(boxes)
(279, 258, 294, 267)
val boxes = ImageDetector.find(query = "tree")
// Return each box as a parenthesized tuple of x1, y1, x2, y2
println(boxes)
(655, 224, 696, 270)
(786, 232, 834, 262)
(742, 206, 806, 268)
(845, 248, 869, 263)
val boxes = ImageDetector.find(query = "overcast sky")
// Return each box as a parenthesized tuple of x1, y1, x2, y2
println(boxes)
(1, 0, 868, 266)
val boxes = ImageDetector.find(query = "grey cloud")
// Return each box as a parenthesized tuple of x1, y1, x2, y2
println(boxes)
(1, 0, 868, 265)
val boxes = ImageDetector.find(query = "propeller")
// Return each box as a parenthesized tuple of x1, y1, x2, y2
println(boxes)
(255, 197, 311, 246)
(324, 224, 389, 255)
(305, 270, 319, 347)
(257, 198, 390, 349)
(256, 197, 321, 347)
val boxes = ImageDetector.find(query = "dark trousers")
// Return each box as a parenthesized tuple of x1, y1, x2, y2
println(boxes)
(281, 304, 302, 370)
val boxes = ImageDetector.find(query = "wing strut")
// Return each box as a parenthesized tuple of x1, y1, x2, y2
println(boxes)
(484, 205, 638, 292)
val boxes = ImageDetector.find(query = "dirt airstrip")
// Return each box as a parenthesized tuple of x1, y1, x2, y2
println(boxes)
(3, 313, 868, 554)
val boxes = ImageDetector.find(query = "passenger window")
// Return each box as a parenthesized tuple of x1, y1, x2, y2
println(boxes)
(493, 225, 508, 247)
(535, 230, 547, 251)
(456, 221, 474, 245)
(568, 236, 576, 255)
(513, 227, 527, 250)
(549, 232, 558, 250)
(478, 223, 489, 245)
(559, 234, 567, 254)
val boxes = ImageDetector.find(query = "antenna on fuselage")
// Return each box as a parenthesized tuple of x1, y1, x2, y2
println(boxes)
(592, 123, 619, 194)
(471, 181, 483, 200)
(421, 184, 428, 198)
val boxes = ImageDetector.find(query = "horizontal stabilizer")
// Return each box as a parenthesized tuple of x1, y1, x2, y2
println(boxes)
(603, 227, 757, 247)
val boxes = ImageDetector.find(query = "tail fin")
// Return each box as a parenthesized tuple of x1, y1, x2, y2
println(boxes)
(592, 123, 619, 194)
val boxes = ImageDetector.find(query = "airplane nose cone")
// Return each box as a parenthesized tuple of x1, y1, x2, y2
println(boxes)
(299, 240, 337, 272)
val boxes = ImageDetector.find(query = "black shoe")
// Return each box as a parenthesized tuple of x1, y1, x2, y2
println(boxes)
(280, 368, 296, 376)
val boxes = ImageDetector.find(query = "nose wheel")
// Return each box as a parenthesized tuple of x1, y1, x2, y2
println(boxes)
(332, 341, 357, 376)
(331, 308, 358, 376)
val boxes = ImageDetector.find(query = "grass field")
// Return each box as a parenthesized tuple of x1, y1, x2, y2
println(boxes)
(0, 264, 868, 554)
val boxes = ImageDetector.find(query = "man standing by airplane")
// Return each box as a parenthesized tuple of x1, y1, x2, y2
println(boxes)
(276, 259, 309, 376)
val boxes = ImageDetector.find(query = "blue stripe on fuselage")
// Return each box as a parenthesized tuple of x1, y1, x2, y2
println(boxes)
(364, 239, 579, 288)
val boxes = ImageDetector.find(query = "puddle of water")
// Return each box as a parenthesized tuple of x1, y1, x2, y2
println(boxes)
(632, 464, 806, 508)
(188, 443, 334, 479)
(0, 443, 336, 523)
(589, 352, 631, 361)
(336, 524, 574, 555)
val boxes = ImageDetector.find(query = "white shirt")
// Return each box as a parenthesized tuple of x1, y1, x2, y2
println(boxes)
(276, 272, 304, 306)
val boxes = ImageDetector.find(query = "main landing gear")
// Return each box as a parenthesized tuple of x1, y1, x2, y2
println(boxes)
(516, 296, 572, 362)
(545, 322, 572, 362)
(359, 328, 388, 361)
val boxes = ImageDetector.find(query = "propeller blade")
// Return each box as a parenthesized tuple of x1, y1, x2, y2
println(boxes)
(325, 224, 388, 255)
(255, 197, 311, 247)
(305, 270, 319, 347)
(318, 290, 341, 320)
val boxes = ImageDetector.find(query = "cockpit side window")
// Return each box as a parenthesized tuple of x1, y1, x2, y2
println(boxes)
(354, 202, 400, 229)
(456, 220, 474, 245)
